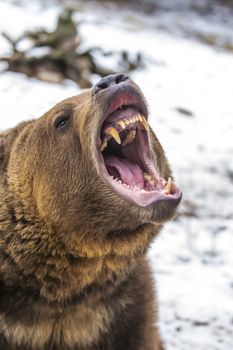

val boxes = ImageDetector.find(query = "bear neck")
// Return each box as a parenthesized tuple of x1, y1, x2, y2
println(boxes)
(0, 196, 158, 305)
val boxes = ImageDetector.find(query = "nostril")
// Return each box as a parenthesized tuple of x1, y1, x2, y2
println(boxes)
(96, 81, 108, 90)
(115, 73, 128, 84)
(92, 73, 129, 96)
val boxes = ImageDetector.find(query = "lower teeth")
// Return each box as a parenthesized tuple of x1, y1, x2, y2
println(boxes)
(164, 177, 172, 194)
(144, 173, 153, 182)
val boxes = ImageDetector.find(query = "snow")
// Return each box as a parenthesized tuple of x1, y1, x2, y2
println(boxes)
(0, 1, 233, 349)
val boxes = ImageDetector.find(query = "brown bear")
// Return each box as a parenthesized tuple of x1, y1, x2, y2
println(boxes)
(0, 74, 181, 350)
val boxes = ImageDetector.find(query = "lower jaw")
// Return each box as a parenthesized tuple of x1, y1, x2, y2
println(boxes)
(103, 173, 182, 208)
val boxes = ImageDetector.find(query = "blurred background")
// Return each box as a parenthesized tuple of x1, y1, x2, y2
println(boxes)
(0, 1, 233, 349)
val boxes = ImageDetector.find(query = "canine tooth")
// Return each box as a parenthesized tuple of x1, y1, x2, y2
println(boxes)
(100, 140, 107, 152)
(117, 120, 126, 129)
(122, 129, 136, 146)
(138, 115, 143, 122)
(106, 127, 121, 144)
(140, 115, 149, 131)
(164, 177, 172, 194)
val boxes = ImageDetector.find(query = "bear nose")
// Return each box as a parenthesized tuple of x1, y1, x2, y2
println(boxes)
(92, 73, 129, 95)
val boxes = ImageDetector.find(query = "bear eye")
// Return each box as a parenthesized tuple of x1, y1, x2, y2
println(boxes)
(54, 115, 70, 130)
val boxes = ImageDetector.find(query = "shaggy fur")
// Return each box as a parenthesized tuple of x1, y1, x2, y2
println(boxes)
(0, 76, 180, 349)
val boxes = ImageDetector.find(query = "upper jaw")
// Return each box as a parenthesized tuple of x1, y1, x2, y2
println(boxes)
(94, 82, 148, 150)
(94, 84, 182, 209)
(103, 83, 148, 122)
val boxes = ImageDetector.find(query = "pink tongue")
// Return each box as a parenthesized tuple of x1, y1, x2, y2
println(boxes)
(105, 156, 145, 188)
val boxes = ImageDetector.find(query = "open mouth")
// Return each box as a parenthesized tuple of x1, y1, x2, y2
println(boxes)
(97, 92, 182, 207)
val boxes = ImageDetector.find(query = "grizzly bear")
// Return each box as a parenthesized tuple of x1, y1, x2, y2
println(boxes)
(0, 74, 181, 350)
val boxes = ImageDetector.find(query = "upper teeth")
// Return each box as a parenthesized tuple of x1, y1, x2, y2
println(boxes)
(99, 114, 149, 152)
(106, 127, 121, 144)
(117, 120, 126, 129)
(122, 129, 136, 147)
(116, 114, 148, 131)
(99, 140, 108, 152)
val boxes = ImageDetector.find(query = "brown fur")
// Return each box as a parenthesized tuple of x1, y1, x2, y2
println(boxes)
(0, 78, 179, 349)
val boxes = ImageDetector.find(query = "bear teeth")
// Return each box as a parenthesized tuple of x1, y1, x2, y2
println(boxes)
(164, 177, 173, 194)
(144, 173, 153, 182)
(99, 114, 148, 152)
(116, 120, 126, 129)
(122, 129, 136, 147)
(99, 140, 108, 152)
(105, 127, 121, 144)
(140, 115, 149, 131)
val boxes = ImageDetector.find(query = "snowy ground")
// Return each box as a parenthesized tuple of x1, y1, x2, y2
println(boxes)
(0, 1, 233, 349)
